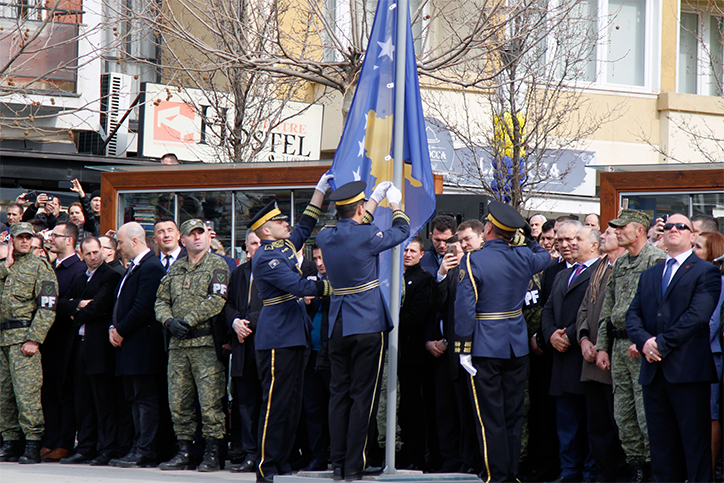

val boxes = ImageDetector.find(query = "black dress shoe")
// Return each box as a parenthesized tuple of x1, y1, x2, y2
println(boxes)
(256, 475, 275, 483)
(109, 452, 136, 467)
(89, 453, 113, 466)
(60, 453, 93, 464)
(333, 467, 344, 481)
(230, 459, 257, 473)
(301, 458, 328, 471)
(115, 453, 155, 468)
(344, 471, 362, 482)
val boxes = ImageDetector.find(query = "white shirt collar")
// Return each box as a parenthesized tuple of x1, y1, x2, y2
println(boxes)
(161, 245, 182, 261)
(132, 248, 151, 267)
(665, 249, 692, 268)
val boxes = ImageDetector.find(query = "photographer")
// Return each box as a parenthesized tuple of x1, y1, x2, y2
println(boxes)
(70, 179, 101, 236)
(16, 193, 67, 230)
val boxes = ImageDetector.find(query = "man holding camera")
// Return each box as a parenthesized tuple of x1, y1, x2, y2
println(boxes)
(155, 219, 230, 472)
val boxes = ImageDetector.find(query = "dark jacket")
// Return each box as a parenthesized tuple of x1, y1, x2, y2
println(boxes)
(420, 244, 442, 280)
(79, 194, 100, 236)
(224, 260, 262, 377)
(58, 262, 121, 375)
(113, 250, 166, 376)
(399, 263, 434, 367)
(42, 254, 85, 377)
(627, 252, 720, 385)
(541, 258, 601, 396)
(576, 258, 614, 384)
(431, 264, 461, 378)
(22, 204, 69, 230)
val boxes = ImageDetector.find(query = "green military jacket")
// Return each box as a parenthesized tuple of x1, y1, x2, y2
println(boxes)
(597, 243, 665, 351)
(0, 251, 58, 347)
(155, 251, 229, 350)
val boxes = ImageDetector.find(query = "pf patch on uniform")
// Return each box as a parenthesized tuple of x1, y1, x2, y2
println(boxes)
(38, 282, 58, 311)
(269, 259, 279, 269)
(210, 269, 228, 298)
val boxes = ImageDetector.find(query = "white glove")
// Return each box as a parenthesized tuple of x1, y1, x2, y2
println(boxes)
(315, 173, 334, 193)
(460, 354, 477, 376)
(370, 181, 392, 204)
(386, 185, 402, 205)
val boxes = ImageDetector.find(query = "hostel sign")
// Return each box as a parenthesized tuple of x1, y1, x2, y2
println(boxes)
(138, 82, 324, 162)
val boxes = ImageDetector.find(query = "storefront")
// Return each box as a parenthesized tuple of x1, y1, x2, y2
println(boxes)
(598, 163, 724, 231)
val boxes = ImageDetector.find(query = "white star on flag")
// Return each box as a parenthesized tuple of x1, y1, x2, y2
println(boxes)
(353, 167, 361, 181)
(358, 139, 365, 157)
(377, 36, 395, 60)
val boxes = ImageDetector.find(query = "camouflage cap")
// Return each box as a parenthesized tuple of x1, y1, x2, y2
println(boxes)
(608, 209, 651, 228)
(9, 222, 34, 237)
(180, 219, 206, 236)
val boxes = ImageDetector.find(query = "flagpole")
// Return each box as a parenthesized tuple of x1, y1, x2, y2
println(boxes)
(384, 0, 408, 474)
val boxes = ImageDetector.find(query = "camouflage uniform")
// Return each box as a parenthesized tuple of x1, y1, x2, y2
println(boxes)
(0, 246, 58, 441)
(597, 243, 665, 463)
(155, 250, 229, 440)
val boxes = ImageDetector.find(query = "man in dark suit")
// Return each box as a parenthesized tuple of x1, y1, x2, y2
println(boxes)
(542, 223, 601, 482)
(108, 222, 166, 468)
(57, 237, 122, 465)
(627, 213, 721, 482)
(420, 215, 456, 277)
(224, 228, 263, 473)
(42, 222, 85, 461)
(398, 236, 435, 470)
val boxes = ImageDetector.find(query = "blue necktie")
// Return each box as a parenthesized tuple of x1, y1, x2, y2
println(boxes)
(661, 258, 676, 298)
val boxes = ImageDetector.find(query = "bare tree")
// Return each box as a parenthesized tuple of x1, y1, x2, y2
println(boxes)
(425, 0, 620, 211)
(0, 0, 108, 140)
(115, 0, 582, 163)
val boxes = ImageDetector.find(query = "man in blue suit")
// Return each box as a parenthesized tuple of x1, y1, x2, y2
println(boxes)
(250, 174, 332, 483)
(627, 213, 721, 483)
(316, 180, 409, 481)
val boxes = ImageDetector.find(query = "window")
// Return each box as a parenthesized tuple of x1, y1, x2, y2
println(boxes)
(552, 0, 658, 92)
(678, 10, 724, 96)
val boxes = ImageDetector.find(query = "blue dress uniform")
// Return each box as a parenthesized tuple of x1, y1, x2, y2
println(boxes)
(315, 181, 410, 479)
(454, 202, 551, 483)
(250, 201, 331, 482)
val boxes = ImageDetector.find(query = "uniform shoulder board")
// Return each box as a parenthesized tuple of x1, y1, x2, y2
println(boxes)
(264, 244, 274, 250)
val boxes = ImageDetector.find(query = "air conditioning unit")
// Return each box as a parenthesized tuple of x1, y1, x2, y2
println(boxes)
(100, 73, 133, 156)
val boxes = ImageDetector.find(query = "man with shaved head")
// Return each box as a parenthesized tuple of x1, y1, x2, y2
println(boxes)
(109, 222, 166, 468)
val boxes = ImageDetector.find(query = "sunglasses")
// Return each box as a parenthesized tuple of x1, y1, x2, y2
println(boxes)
(663, 222, 691, 232)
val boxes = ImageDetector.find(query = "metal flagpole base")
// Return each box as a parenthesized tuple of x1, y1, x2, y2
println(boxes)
(276, 471, 481, 483)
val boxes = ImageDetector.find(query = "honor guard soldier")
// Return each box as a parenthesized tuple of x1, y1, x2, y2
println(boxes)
(251, 173, 333, 483)
(316, 180, 410, 481)
(155, 219, 230, 472)
(454, 202, 551, 483)
(0, 222, 59, 464)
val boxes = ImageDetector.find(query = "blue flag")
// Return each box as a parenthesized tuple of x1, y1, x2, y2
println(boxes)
(328, 0, 436, 300)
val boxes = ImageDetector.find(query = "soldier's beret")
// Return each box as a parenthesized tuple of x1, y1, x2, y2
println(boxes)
(10, 222, 34, 237)
(608, 209, 651, 228)
(179, 219, 206, 236)
(250, 201, 288, 231)
(486, 201, 525, 232)
(329, 181, 367, 206)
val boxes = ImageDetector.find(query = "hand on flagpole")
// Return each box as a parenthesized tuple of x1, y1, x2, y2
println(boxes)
(370, 181, 392, 203)
(386, 185, 402, 206)
(315, 173, 334, 194)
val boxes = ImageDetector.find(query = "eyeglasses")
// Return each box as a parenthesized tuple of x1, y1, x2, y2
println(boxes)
(49, 233, 70, 239)
(663, 223, 691, 232)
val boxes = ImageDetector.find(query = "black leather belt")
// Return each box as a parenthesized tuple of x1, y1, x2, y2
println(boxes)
(0, 319, 31, 330)
(611, 328, 628, 339)
(186, 328, 211, 339)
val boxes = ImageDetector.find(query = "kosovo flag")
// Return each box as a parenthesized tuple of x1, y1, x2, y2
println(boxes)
(328, 0, 436, 298)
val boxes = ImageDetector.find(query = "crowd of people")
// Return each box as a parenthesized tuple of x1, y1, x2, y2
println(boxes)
(0, 174, 722, 483)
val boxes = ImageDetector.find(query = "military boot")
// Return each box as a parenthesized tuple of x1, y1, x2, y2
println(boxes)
(0, 440, 23, 462)
(18, 441, 41, 464)
(197, 439, 220, 472)
(159, 440, 192, 470)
